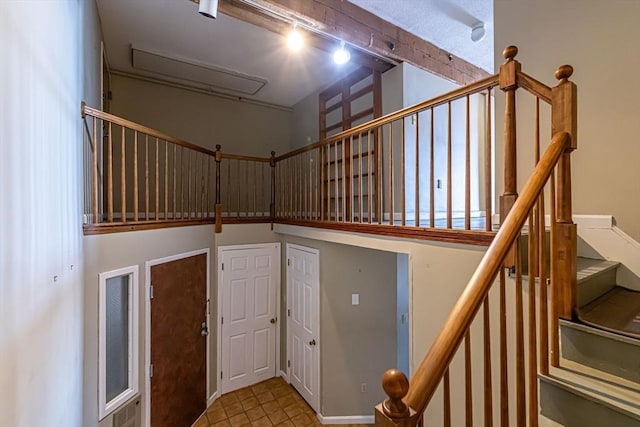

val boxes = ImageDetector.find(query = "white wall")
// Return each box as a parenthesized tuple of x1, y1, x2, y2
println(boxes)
(494, 0, 640, 241)
(0, 1, 101, 426)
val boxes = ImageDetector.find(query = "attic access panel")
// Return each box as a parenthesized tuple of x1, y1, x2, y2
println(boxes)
(132, 47, 267, 96)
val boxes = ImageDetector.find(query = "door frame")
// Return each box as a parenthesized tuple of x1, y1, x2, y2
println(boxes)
(285, 243, 320, 412)
(217, 242, 281, 395)
(144, 248, 211, 427)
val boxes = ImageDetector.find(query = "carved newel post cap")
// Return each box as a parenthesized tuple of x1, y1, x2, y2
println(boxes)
(215, 144, 222, 151)
(555, 65, 574, 81)
(382, 369, 410, 418)
(271, 151, 276, 157)
(503, 46, 518, 62)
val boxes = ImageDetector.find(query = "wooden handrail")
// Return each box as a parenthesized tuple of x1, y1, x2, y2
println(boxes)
(218, 152, 271, 163)
(403, 131, 571, 415)
(82, 104, 218, 157)
(275, 74, 500, 161)
(517, 71, 552, 103)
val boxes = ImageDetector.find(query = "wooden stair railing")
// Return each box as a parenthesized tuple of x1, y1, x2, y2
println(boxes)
(375, 48, 577, 426)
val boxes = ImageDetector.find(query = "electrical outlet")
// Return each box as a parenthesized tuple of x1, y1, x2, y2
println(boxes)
(361, 383, 367, 393)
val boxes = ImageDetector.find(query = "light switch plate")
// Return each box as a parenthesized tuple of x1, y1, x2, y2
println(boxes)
(352, 293, 359, 305)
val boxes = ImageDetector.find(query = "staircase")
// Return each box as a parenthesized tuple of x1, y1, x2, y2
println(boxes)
(540, 254, 640, 426)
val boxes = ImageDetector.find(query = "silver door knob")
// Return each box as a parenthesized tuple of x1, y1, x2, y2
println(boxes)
(201, 321, 209, 336)
(309, 339, 316, 346)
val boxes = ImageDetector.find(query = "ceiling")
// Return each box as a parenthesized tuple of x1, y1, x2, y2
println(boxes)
(97, 0, 493, 108)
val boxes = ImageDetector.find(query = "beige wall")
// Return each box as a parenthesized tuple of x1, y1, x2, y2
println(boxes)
(494, 0, 640, 241)
(109, 75, 293, 157)
(0, 1, 101, 427)
(280, 236, 398, 417)
(84, 225, 216, 427)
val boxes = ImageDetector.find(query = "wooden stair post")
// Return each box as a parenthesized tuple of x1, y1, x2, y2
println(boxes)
(375, 369, 419, 427)
(499, 46, 522, 266)
(270, 151, 276, 228)
(215, 144, 222, 233)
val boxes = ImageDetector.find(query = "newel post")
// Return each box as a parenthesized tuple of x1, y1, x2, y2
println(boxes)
(551, 65, 578, 321)
(499, 46, 522, 266)
(375, 369, 420, 427)
(270, 151, 276, 228)
(214, 144, 223, 233)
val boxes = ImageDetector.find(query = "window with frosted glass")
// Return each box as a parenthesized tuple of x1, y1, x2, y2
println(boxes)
(105, 275, 130, 402)
(99, 266, 138, 420)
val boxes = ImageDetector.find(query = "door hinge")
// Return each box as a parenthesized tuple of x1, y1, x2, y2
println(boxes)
(221, 263, 224, 271)
(220, 371, 223, 379)
(221, 317, 224, 325)
(149, 285, 154, 300)
(149, 364, 154, 378)
(287, 309, 290, 317)
(287, 360, 290, 368)
(287, 259, 290, 266)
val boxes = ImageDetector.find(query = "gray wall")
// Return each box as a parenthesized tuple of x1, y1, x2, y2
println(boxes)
(281, 236, 398, 417)
(0, 1, 101, 426)
(109, 74, 293, 157)
(494, 0, 640, 241)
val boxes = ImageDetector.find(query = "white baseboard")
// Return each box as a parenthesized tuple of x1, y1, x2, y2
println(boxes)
(207, 391, 218, 407)
(316, 414, 375, 425)
(278, 370, 289, 383)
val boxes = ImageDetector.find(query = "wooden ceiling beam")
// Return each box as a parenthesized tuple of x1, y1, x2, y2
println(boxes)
(221, 0, 490, 84)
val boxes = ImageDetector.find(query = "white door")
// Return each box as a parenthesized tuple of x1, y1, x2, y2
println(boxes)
(287, 244, 320, 412)
(220, 244, 279, 393)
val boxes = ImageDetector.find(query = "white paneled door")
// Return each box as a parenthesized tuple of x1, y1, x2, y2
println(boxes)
(286, 244, 320, 412)
(220, 244, 279, 394)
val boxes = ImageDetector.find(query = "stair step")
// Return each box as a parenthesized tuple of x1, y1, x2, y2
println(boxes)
(576, 257, 619, 307)
(579, 286, 640, 340)
(540, 370, 640, 427)
(560, 319, 640, 385)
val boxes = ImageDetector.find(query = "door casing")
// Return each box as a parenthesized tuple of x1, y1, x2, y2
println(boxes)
(144, 248, 211, 427)
(217, 243, 281, 395)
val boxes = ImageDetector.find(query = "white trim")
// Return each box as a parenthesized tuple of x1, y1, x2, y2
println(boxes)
(316, 414, 375, 425)
(217, 243, 281, 395)
(207, 391, 218, 407)
(286, 243, 321, 413)
(278, 370, 289, 383)
(98, 265, 140, 421)
(144, 248, 211, 427)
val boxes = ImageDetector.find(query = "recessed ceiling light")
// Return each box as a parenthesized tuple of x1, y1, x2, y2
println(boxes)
(287, 27, 304, 52)
(333, 42, 350, 65)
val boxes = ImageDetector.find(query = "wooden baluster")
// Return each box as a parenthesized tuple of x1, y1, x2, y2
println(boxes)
(133, 131, 139, 222)
(107, 122, 113, 222)
(446, 101, 452, 229)
(214, 145, 222, 232)
(91, 117, 99, 223)
(538, 188, 549, 375)
(206, 154, 211, 219)
(483, 296, 494, 427)
(180, 147, 184, 219)
(465, 95, 471, 230)
(164, 141, 168, 220)
(415, 113, 420, 227)
(401, 118, 406, 226)
(528, 213, 539, 427)
(320, 145, 326, 221)
(375, 369, 418, 426)
(145, 135, 149, 221)
(121, 127, 126, 222)
(377, 127, 383, 225)
(465, 331, 473, 427)
(245, 160, 249, 217)
(430, 109, 435, 228)
(346, 136, 352, 221)
(359, 134, 363, 223)
(444, 369, 451, 427)
(335, 142, 339, 221)
(307, 151, 311, 220)
(485, 88, 493, 232)
(342, 139, 347, 221)
(499, 46, 521, 265)
(270, 152, 276, 220)
(237, 159, 241, 219)
(549, 168, 558, 366)
(389, 124, 394, 226)
(173, 145, 177, 219)
(155, 138, 159, 220)
(552, 65, 577, 321)
(499, 268, 509, 427)
(515, 240, 525, 427)
(368, 130, 373, 224)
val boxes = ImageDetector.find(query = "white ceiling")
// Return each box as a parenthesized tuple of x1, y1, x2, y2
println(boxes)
(97, 0, 493, 108)
(349, 0, 494, 73)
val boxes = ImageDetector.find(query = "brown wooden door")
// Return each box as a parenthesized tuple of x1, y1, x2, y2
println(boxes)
(150, 253, 207, 427)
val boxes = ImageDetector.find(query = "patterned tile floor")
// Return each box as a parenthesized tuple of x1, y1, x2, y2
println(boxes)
(193, 377, 371, 427)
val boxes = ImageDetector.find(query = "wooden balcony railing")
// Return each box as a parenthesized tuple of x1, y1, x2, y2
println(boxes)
(374, 47, 577, 426)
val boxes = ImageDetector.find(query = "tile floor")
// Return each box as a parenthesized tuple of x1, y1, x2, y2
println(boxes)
(193, 377, 371, 427)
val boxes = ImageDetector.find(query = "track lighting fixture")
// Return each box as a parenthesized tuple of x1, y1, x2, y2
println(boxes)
(333, 41, 350, 65)
(198, 0, 218, 19)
